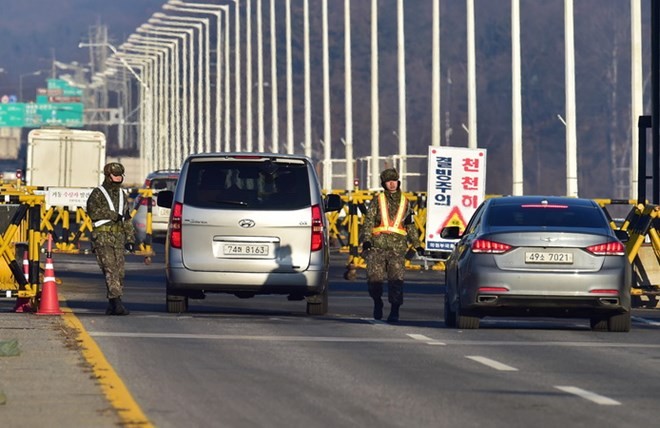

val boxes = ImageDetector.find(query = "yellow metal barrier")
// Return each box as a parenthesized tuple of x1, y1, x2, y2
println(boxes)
(0, 182, 158, 310)
(131, 188, 156, 264)
(0, 189, 44, 308)
(623, 204, 660, 306)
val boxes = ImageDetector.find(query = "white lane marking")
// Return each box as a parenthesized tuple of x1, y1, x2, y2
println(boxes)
(555, 386, 621, 406)
(466, 355, 518, 371)
(632, 316, 660, 326)
(86, 331, 660, 349)
(407, 333, 446, 346)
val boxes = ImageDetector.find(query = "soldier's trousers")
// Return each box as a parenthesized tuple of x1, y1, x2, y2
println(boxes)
(93, 234, 126, 299)
(366, 248, 405, 305)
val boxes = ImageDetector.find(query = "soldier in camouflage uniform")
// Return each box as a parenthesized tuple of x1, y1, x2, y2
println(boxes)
(360, 168, 424, 322)
(86, 162, 136, 315)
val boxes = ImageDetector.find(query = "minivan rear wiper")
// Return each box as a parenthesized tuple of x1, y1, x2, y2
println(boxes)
(212, 199, 249, 206)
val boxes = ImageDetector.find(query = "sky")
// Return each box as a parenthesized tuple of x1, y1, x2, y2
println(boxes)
(0, 0, 166, 95)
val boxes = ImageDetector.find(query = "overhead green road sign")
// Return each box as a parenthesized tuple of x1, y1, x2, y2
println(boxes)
(0, 102, 84, 128)
(25, 102, 84, 127)
(47, 78, 84, 97)
(0, 104, 26, 127)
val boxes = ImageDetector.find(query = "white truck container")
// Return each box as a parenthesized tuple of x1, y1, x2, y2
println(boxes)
(26, 128, 106, 187)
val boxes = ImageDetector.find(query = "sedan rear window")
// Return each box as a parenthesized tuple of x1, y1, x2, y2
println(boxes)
(150, 178, 178, 192)
(487, 204, 609, 228)
(184, 161, 311, 209)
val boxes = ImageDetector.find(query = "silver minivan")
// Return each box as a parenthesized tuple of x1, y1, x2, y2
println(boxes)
(157, 153, 343, 314)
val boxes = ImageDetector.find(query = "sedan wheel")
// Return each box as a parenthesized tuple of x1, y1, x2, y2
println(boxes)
(455, 301, 480, 329)
(589, 317, 608, 331)
(444, 294, 456, 327)
(607, 311, 631, 332)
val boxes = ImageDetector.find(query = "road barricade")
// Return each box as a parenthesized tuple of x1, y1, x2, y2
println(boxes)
(0, 181, 156, 310)
(623, 203, 660, 307)
(0, 183, 47, 309)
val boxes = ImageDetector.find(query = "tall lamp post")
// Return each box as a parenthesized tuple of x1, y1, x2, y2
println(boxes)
(151, 12, 208, 154)
(127, 36, 179, 160)
(321, 0, 332, 189)
(146, 18, 197, 161)
(162, 3, 213, 151)
(105, 51, 154, 177)
(121, 41, 172, 169)
(285, 0, 294, 154)
(163, 0, 232, 150)
(79, 42, 149, 89)
(19, 70, 47, 102)
(135, 26, 188, 167)
(270, 0, 279, 152)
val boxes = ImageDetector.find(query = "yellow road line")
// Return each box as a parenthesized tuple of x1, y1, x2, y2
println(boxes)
(61, 307, 153, 427)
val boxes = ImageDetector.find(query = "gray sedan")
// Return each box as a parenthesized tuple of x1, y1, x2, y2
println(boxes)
(441, 195, 632, 331)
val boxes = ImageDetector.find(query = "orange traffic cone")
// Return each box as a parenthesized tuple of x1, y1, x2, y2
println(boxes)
(13, 250, 32, 313)
(37, 255, 62, 315)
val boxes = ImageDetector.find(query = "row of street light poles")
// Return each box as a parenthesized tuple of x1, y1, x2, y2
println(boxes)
(83, 0, 445, 191)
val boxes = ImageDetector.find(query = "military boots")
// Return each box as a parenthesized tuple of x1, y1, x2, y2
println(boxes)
(373, 298, 384, 320)
(106, 297, 130, 316)
(387, 304, 400, 323)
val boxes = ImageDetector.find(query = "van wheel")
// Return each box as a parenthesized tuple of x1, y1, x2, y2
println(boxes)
(306, 288, 328, 315)
(167, 295, 189, 313)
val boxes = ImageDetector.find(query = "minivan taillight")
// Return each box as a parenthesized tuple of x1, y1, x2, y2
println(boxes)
(311, 204, 324, 251)
(170, 202, 183, 249)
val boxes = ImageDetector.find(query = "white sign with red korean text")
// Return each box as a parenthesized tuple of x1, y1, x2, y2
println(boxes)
(425, 146, 487, 252)
(46, 187, 94, 208)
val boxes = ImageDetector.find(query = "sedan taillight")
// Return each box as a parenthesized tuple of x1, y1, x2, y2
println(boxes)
(311, 204, 324, 251)
(585, 241, 625, 256)
(472, 239, 512, 254)
(169, 202, 183, 249)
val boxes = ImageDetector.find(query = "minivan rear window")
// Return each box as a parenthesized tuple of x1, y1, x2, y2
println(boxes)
(184, 160, 311, 209)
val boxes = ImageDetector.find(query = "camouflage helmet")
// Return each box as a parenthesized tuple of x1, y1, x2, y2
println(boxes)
(103, 162, 125, 177)
(380, 168, 399, 183)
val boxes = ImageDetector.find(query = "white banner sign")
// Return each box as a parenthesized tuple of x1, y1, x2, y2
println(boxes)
(46, 187, 94, 208)
(425, 146, 487, 252)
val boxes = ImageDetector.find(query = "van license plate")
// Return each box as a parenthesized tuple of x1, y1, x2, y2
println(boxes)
(223, 244, 269, 256)
(524, 251, 573, 264)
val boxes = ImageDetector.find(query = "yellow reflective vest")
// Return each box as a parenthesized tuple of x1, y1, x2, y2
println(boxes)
(372, 193, 408, 236)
